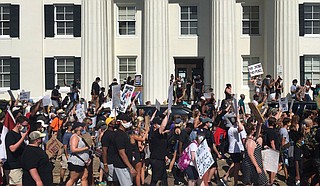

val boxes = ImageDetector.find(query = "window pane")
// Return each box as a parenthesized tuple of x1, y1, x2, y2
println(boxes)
(181, 28, 188, 34)
(3, 13, 10, 20)
(128, 66, 136, 71)
(251, 6, 259, 12)
(305, 6, 312, 13)
(314, 28, 320, 34)
(56, 14, 64, 20)
(243, 12, 250, 19)
(190, 11, 197, 19)
(65, 14, 73, 20)
(251, 28, 259, 34)
(4, 81, 10, 87)
(66, 66, 74, 72)
(190, 28, 197, 34)
(305, 21, 312, 27)
(251, 12, 259, 19)
(3, 66, 10, 73)
(243, 21, 250, 28)
(181, 6, 188, 13)
(305, 28, 312, 34)
(181, 13, 188, 20)
(243, 6, 250, 13)
(57, 66, 66, 72)
(243, 28, 250, 34)
(181, 21, 188, 28)
(305, 13, 312, 19)
(119, 65, 127, 71)
(190, 21, 197, 27)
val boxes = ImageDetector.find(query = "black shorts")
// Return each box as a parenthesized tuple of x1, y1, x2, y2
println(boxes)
(185, 165, 199, 180)
(68, 162, 85, 173)
(230, 153, 243, 163)
(211, 152, 218, 167)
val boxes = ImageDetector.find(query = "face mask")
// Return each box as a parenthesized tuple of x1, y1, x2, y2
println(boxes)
(209, 123, 212, 128)
(122, 122, 132, 129)
(20, 126, 28, 133)
(198, 135, 204, 142)
(301, 140, 305, 145)
(80, 129, 86, 135)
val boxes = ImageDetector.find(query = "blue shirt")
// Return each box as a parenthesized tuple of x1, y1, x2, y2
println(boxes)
(62, 131, 73, 155)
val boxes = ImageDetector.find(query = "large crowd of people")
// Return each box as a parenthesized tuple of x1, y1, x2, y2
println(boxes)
(0, 74, 319, 186)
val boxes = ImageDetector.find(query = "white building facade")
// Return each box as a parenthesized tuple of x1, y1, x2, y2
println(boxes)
(0, 0, 320, 103)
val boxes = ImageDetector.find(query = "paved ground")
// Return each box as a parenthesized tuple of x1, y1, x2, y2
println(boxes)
(52, 156, 288, 186)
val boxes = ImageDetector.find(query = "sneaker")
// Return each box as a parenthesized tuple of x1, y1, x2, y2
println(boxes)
(220, 178, 228, 186)
(174, 181, 184, 186)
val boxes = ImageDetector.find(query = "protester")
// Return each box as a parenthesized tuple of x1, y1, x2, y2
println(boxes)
(4, 116, 29, 186)
(66, 122, 90, 186)
(91, 77, 101, 103)
(21, 131, 53, 186)
(60, 122, 73, 185)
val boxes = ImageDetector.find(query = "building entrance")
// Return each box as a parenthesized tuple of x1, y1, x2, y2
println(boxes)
(174, 58, 204, 83)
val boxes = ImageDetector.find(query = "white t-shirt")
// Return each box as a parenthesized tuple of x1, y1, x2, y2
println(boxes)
(188, 142, 198, 166)
(228, 125, 244, 153)
(252, 100, 258, 107)
(291, 85, 297, 97)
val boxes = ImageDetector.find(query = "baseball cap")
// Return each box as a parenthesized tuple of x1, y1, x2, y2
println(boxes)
(118, 114, 131, 122)
(29, 131, 46, 141)
(106, 117, 115, 125)
(71, 122, 85, 131)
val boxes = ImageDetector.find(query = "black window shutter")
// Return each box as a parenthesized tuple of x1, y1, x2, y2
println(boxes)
(299, 4, 304, 36)
(73, 5, 81, 37)
(300, 56, 305, 85)
(74, 57, 81, 84)
(45, 57, 55, 90)
(10, 57, 20, 90)
(45, 5, 54, 37)
(10, 5, 19, 38)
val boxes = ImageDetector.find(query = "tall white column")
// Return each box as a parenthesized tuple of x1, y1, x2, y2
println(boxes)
(211, 0, 237, 100)
(81, 0, 114, 100)
(274, 0, 299, 95)
(143, 0, 169, 103)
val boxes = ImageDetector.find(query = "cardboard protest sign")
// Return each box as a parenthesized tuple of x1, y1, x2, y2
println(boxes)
(82, 132, 94, 147)
(134, 74, 142, 86)
(278, 97, 288, 112)
(248, 63, 264, 77)
(20, 91, 30, 101)
(168, 84, 174, 111)
(196, 139, 214, 177)
(42, 95, 52, 107)
(76, 108, 86, 123)
(248, 103, 265, 124)
(119, 84, 135, 113)
(112, 85, 121, 109)
(262, 149, 280, 173)
(155, 99, 161, 111)
(46, 135, 63, 159)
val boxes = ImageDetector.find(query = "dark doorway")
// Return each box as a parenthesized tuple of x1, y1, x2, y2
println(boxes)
(174, 58, 204, 82)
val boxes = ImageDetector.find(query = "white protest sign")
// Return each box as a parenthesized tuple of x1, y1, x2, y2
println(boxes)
(42, 95, 52, 107)
(168, 84, 174, 111)
(261, 149, 279, 173)
(196, 139, 214, 177)
(119, 84, 135, 113)
(76, 108, 86, 123)
(112, 85, 121, 109)
(155, 99, 161, 111)
(278, 97, 288, 112)
(248, 63, 264, 77)
(20, 91, 30, 101)
(59, 87, 70, 93)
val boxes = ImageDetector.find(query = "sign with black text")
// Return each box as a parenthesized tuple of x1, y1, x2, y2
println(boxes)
(248, 63, 264, 77)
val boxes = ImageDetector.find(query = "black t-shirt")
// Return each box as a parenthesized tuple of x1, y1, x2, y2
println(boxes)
(294, 145, 303, 174)
(203, 128, 214, 150)
(91, 82, 100, 95)
(21, 145, 53, 186)
(28, 115, 38, 133)
(101, 130, 117, 164)
(179, 129, 190, 151)
(4, 130, 26, 169)
(51, 89, 60, 100)
(150, 129, 167, 160)
(264, 128, 280, 150)
(194, 79, 203, 91)
(114, 129, 132, 168)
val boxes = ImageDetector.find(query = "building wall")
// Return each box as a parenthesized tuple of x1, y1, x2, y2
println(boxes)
(0, 0, 320, 103)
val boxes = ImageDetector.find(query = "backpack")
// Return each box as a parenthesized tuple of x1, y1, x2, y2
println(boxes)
(177, 141, 196, 171)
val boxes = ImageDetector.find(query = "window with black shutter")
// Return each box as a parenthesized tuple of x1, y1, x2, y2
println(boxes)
(45, 57, 55, 90)
(10, 5, 19, 38)
(45, 5, 54, 37)
(73, 5, 81, 37)
(10, 57, 20, 90)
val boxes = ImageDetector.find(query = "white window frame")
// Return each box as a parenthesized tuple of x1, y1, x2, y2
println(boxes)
(242, 6, 260, 36)
(0, 57, 10, 88)
(55, 57, 75, 87)
(242, 56, 260, 87)
(54, 5, 74, 37)
(117, 6, 136, 36)
(180, 5, 198, 36)
(0, 5, 10, 37)
(304, 4, 320, 36)
(118, 57, 137, 82)
(304, 56, 320, 84)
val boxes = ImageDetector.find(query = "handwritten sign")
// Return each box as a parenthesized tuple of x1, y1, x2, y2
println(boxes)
(248, 63, 264, 77)
(195, 139, 214, 177)
(279, 97, 288, 112)
(261, 149, 279, 173)
(20, 91, 30, 101)
(119, 84, 135, 113)
(134, 74, 142, 87)
(112, 85, 121, 109)
(42, 95, 52, 107)
(155, 99, 161, 111)
(76, 108, 86, 123)
(248, 103, 265, 124)
(46, 135, 63, 159)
